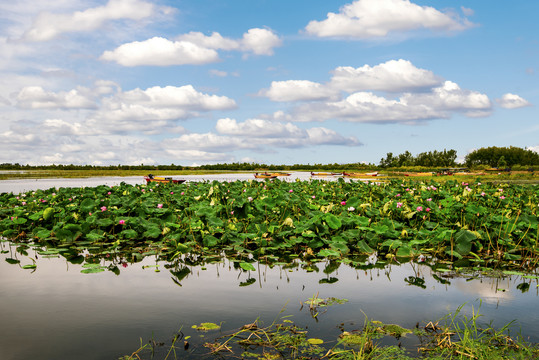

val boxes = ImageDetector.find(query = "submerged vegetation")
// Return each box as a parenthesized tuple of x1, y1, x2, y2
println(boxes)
(120, 303, 539, 359)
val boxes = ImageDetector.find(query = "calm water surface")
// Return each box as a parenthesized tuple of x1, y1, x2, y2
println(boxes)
(1, 175, 538, 359)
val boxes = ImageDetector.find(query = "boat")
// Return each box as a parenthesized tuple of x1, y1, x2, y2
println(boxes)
(403, 172, 434, 177)
(254, 173, 278, 179)
(343, 171, 380, 177)
(144, 174, 186, 184)
(310, 172, 342, 176)
(270, 172, 291, 177)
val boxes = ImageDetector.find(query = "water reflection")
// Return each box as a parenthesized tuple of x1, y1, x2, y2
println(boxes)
(0, 172, 360, 194)
(1, 240, 538, 360)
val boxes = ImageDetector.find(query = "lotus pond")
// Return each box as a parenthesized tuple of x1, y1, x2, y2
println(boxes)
(1, 176, 538, 359)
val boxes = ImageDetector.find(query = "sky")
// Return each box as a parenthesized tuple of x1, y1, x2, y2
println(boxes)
(0, 0, 537, 166)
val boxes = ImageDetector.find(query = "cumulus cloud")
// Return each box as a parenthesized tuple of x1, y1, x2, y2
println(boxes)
(22, 0, 168, 41)
(215, 118, 360, 147)
(100, 37, 219, 66)
(279, 81, 491, 124)
(496, 93, 531, 109)
(402, 81, 491, 116)
(102, 28, 281, 66)
(329, 59, 442, 92)
(261, 60, 492, 124)
(216, 118, 306, 138)
(88, 85, 236, 133)
(15, 86, 97, 109)
(159, 118, 360, 161)
(240, 28, 282, 55)
(305, 0, 475, 39)
(259, 80, 339, 102)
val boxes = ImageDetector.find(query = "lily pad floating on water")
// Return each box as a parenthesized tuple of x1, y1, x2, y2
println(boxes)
(192, 322, 221, 331)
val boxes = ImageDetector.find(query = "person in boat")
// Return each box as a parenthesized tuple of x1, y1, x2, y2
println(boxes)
(148, 174, 154, 179)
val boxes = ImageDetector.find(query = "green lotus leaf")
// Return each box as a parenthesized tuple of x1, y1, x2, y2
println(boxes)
(324, 213, 342, 230)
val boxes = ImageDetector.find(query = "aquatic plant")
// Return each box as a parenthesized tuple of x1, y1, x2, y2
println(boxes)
(0, 178, 537, 273)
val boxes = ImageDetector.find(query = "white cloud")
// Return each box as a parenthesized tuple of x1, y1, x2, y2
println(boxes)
(329, 59, 442, 92)
(177, 31, 240, 51)
(216, 118, 306, 138)
(102, 28, 281, 66)
(215, 118, 360, 147)
(240, 28, 282, 55)
(209, 69, 230, 77)
(259, 80, 339, 102)
(41, 118, 89, 136)
(496, 93, 531, 109)
(306, 127, 361, 146)
(281, 81, 491, 124)
(100, 37, 220, 66)
(527, 146, 539, 154)
(87, 85, 236, 134)
(23, 0, 166, 41)
(305, 0, 474, 39)
(402, 81, 491, 115)
(15, 86, 96, 109)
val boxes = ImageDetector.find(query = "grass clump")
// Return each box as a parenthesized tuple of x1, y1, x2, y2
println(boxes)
(119, 304, 539, 359)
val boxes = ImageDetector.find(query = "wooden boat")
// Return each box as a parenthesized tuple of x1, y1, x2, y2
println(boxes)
(254, 172, 277, 179)
(270, 172, 291, 177)
(343, 171, 380, 177)
(310, 172, 342, 176)
(144, 174, 186, 184)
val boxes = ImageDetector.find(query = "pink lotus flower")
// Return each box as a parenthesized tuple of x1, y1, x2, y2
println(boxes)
(157, 204, 163, 208)
(500, 195, 505, 200)
(170, 191, 174, 195)
(181, 192, 184, 195)
(101, 206, 107, 212)
(426, 207, 431, 212)
(312, 195, 316, 199)
(107, 192, 111, 195)
(481, 192, 486, 196)
(340, 201, 346, 205)
(289, 189, 293, 193)
(396, 202, 403, 208)
(396, 193, 401, 197)
(427, 198, 432, 202)
(119, 220, 125, 225)
(416, 206, 423, 212)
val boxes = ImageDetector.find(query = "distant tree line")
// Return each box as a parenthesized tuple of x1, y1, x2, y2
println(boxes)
(464, 146, 539, 168)
(379, 149, 458, 168)
(0, 162, 374, 171)
(1, 146, 537, 171)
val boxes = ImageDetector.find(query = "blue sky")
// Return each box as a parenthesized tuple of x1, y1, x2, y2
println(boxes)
(0, 0, 537, 166)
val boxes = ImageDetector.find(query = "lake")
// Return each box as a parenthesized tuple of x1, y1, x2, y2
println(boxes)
(1, 175, 538, 359)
